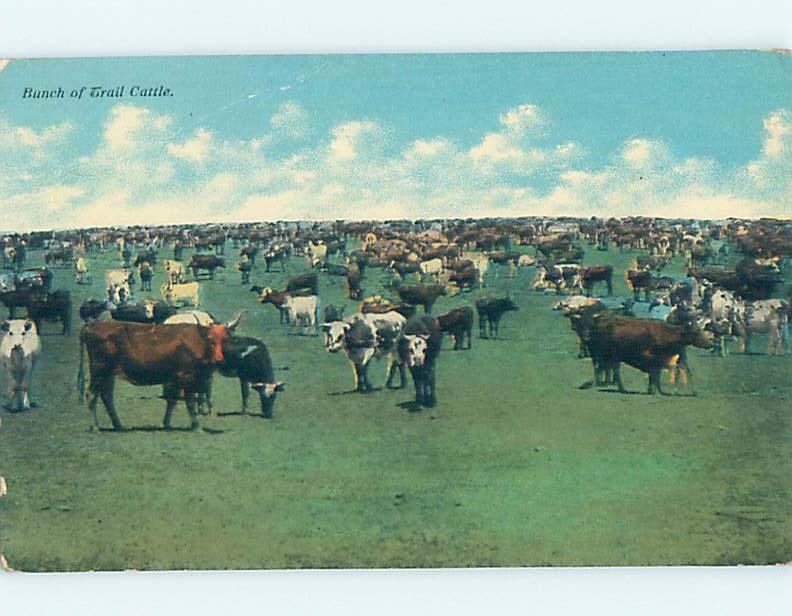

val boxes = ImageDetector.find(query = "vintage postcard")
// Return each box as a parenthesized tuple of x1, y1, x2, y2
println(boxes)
(0, 51, 790, 572)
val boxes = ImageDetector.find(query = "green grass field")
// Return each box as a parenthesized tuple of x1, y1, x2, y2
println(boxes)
(1, 243, 791, 571)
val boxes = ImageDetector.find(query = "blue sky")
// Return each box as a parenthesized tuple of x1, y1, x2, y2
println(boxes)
(0, 51, 790, 230)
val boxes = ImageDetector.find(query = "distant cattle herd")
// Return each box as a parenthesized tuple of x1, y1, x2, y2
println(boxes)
(0, 216, 790, 428)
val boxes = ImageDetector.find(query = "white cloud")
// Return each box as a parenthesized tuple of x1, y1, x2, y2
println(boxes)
(328, 120, 380, 162)
(270, 101, 310, 139)
(168, 128, 212, 162)
(1, 100, 791, 231)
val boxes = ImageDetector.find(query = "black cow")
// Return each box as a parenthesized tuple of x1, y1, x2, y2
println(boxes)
(476, 296, 519, 338)
(28, 289, 72, 335)
(79, 299, 111, 322)
(208, 336, 284, 418)
(111, 301, 178, 324)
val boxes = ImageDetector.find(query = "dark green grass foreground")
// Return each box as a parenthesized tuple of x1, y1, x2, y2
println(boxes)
(1, 244, 790, 571)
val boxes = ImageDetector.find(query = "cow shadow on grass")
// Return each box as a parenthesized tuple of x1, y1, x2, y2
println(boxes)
(94, 425, 225, 435)
(215, 410, 272, 419)
(326, 387, 384, 396)
(396, 400, 425, 413)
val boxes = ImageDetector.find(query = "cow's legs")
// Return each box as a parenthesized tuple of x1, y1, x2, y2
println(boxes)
(478, 315, 487, 339)
(239, 379, 250, 414)
(99, 378, 123, 430)
(613, 364, 627, 393)
(184, 392, 200, 431)
(425, 364, 437, 407)
(162, 383, 179, 430)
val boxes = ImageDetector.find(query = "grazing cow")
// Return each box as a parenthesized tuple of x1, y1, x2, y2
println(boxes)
(626, 269, 653, 301)
(0, 319, 41, 412)
(161, 281, 200, 307)
(634, 255, 670, 272)
(78, 321, 230, 431)
(27, 289, 72, 335)
(437, 307, 473, 350)
(580, 265, 613, 296)
(106, 268, 134, 290)
(583, 314, 712, 394)
(215, 336, 283, 417)
(398, 315, 443, 408)
(164, 259, 186, 284)
(111, 300, 178, 324)
(476, 296, 519, 338)
(393, 283, 446, 314)
(322, 262, 349, 277)
(189, 254, 225, 280)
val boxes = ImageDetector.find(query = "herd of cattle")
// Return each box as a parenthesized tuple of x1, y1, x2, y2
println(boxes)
(0, 216, 790, 429)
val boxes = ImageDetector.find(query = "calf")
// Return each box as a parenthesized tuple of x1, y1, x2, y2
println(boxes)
(0, 319, 41, 412)
(437, 307, 473, 350)
(476, 296, 519, 338)
(164, 259, 186, 284)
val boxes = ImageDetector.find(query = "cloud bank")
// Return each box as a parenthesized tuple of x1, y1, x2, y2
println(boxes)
(0, 99, 790, 231)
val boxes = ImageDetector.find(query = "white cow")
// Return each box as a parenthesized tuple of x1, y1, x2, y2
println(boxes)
(283, 295, 320, 335)
(552, 295, 601, 315)
(0, 319, 41, 412)
(164, 259, 186, 284)
(161, 281, 200, 307)
(419, 258, 444, 278)
(735, 299, 789, 355)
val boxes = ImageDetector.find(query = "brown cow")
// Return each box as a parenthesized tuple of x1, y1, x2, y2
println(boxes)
(584, 314, 712, 394)
(393, 283, 446, 314)
(78, 321, 229, 431)
(437, 307, 473, 350)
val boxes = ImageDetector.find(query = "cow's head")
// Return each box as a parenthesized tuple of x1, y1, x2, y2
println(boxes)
(402, 334, 430, 367)
(321, 321, 349, 353)
(207, 324, 230, 363)
(257, 287, 274, 303)
(0, 319, 38, 356)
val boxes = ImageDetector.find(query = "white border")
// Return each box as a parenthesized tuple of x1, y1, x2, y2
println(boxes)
(2, 1, 792, 614)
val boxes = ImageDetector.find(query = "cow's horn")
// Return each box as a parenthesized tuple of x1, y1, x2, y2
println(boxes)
(226, 310, 246, 332)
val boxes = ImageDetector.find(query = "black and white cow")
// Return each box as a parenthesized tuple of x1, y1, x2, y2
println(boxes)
(397, 315, 443, 408)
(321, 311, 407, 392)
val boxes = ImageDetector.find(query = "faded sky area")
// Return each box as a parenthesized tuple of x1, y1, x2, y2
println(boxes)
(0, 52, 790, 230)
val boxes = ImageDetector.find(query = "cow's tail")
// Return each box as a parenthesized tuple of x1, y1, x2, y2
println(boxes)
(77, 326, 87, 402)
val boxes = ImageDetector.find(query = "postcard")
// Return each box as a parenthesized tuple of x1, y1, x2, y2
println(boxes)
(0, 51, 790, 571)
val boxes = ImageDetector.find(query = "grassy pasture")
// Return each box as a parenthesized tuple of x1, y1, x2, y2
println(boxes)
(0, 242, 790, 571)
